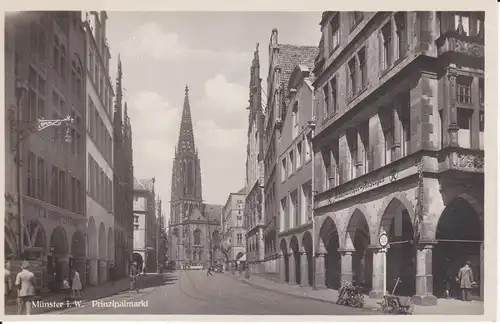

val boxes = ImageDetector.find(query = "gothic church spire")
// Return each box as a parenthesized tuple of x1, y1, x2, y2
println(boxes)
(177, 85, 196, 153)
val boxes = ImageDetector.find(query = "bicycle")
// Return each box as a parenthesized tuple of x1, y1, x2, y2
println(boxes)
(378, 277, 414, 315)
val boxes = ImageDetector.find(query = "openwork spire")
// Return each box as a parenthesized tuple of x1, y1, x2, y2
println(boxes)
(177, 86, 196, 153)
(114, 55, 123, 125)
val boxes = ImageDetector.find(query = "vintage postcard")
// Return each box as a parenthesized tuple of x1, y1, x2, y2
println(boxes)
(2, 0, 497, 322)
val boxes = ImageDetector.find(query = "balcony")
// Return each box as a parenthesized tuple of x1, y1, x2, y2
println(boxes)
(438, 147, 484, 174)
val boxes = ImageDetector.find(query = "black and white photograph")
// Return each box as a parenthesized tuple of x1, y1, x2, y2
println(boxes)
(3, 4, 497, 321)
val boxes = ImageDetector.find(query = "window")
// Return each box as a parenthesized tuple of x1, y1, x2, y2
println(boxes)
(359, 122, 369, 175)
(290, 190, 299, 228)
(358, 47, 367, 90)
(381, 22, 392, 71)
(134, 225, 139, 231)
(323, 84, 329, 114)
(322, 149, 331, 191)
(26, 152, 36, 197)
(301, 181, 312, 221)
(457, 108, 472, 148)
(457, 76, 472, 105)
(296, 141, 303, 168)
(479, 111, 484, 132)
(59, 169, 66, 209)
(330, 76, 338, 113)
(399, 93, 411, 157)
(305, 134, 312, 162)
(381, 108, 393, 165)
(194, 229, 201, 245)
(237, 233, 243, 245)
(292, 102, 299, 138)
(331, 140, 340, 186)
(288, 151, 294, 176)
(455, 13, 470, 36)
(36, 157, 45, 201)
(76, 180, 82, 214)
(479, 78, 484, 107)
(53, 37, 66, 79)
(51, 167, 59, 206)
(348, 58, 357, 98)
(280, 197, 288, 231)
(347, 129, 358, 180)
(395, 12, 407, 60)
(329, 15, 340, 52)
(28, 67, 46, 121)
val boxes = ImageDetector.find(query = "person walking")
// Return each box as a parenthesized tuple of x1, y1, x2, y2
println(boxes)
(5, 261, 12, 301)
(129, 262, 140, 294)
(458, 261, 474, 302)
(206, 265, 213, 276)
(71, 269, 82, 299)
(62, 277, 71, 302)
(15, 261, 36, 315)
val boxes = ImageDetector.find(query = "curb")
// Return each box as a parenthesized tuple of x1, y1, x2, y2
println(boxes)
(226, 273, 379, 313)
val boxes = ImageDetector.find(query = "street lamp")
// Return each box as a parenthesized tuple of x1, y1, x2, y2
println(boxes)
(14, 80, 74, 259)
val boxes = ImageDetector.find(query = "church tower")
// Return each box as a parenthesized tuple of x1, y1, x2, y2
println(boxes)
(170, 86, 203, 225)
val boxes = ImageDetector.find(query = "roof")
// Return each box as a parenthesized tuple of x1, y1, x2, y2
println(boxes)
(203, 203, 223, 222)
(133, 178, 146, 191)
(236, 187, 246, 195)
(139, 179, 154, 192)
(277, 44, 318, 90)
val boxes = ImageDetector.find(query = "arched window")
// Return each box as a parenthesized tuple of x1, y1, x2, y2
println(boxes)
(194, 229, 201, 245)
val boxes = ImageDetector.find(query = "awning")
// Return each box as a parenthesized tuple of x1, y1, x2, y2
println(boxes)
(236, 253, 246, 261)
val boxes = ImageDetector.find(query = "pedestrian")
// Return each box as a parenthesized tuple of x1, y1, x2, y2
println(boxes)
(15, 261, 36, 315)
(457, 261, 475, 302)
(5, 261, 12, 301)
(206, 265, 213, 276)
(62, 276, 71, 302)
(71, 269, 82, 299)
(129, 261, 140, 294)
(109, 265, 115, 286)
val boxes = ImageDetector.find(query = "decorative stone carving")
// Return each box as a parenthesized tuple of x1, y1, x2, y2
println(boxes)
(455, 39, 484, 58)
(458, 154, 484, 169)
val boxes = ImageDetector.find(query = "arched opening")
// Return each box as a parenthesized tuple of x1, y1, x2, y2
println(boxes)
(433, 197, 483, 300)
(345, 209, 373, 292)
(320, 217, 341, 289)
(194, 229, 201, 245)
(71, 231, 85, 257)
(98, 223, 106, 284)
(290, 235, 300, 285)
(107, 227, 114, 263)
(48, 227, 68, 292)
(23, 220, 46, 259)
(302, 232, 314, 287)
(279, 239, 289, 282)
(379, 198, 415, 297)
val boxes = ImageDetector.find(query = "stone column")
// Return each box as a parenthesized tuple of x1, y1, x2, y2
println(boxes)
(369, 246, 386, 299)
(447, 69, 459, 147)
(356, 130, 364, 176)
(289, 253, 296, 285)
(413, 244, 437, 306)
(278, 254, 286, 283)
(314, 252, 327, 290)
(300, 252, 309, 287)
(339, 249, 354, 284)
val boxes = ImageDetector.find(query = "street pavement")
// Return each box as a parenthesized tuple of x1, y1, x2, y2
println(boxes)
(48, 270, 378, 315)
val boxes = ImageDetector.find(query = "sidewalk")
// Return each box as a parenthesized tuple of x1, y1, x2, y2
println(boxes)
(4, 273, 164, 315)
(227, 272, 484, 315)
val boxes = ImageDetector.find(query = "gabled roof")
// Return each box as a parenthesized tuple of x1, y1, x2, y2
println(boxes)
(139, 179, 154, 192)
(277, 44, 318, 90)
(236, 187, 246, 195)
(203, 204, 223, 222)
(133, 178, 146, 191)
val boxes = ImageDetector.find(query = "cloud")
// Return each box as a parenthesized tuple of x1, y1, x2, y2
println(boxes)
(203, 74, 249, 113)
(196, 119, 246, 149)
(120, 22, 251, 63)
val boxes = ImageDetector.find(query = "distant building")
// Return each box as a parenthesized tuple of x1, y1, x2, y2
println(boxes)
(133, 178, 156, 272)
(168, 87, 222, 268)
(83, 10, 115, 286)
(311, 11, 484, 304)
(261, 28, 318, 279)
(221, 188, 247, 263)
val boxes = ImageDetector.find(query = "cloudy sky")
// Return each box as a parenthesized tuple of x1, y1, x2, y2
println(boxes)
(105, 11, 321, 222)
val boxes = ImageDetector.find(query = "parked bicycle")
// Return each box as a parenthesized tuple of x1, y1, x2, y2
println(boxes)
(336, 280, 365, 308)
(378, 277, 414, 315)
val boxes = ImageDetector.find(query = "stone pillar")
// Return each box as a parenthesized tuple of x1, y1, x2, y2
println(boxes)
(278, 254, 286, 283)
(289, 253, 296, 285)
(447, 69, 459, 147)
(356, 130, 364, 176)
(413, 244, 437, 306)
(393, 107, 402, 160)
(369, 247, 386, 299)
(314, 252, 327, 290)
(300, 252, 309, 287)
(340, 249, 354, 284)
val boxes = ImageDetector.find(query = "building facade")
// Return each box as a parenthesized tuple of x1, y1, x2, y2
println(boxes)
(276, 63, 315, 287)
(132, 178, 157, 272)
(221, 189, 247, 264)
(112, 58, 134, 279)
(261, 29, 318, 277)
(169, 87, 222, 268)
(83, 11, 115, 286)
(5, 11, 88, 290)
(310, 11, 484, 305)
(244, 45, 266, 272)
